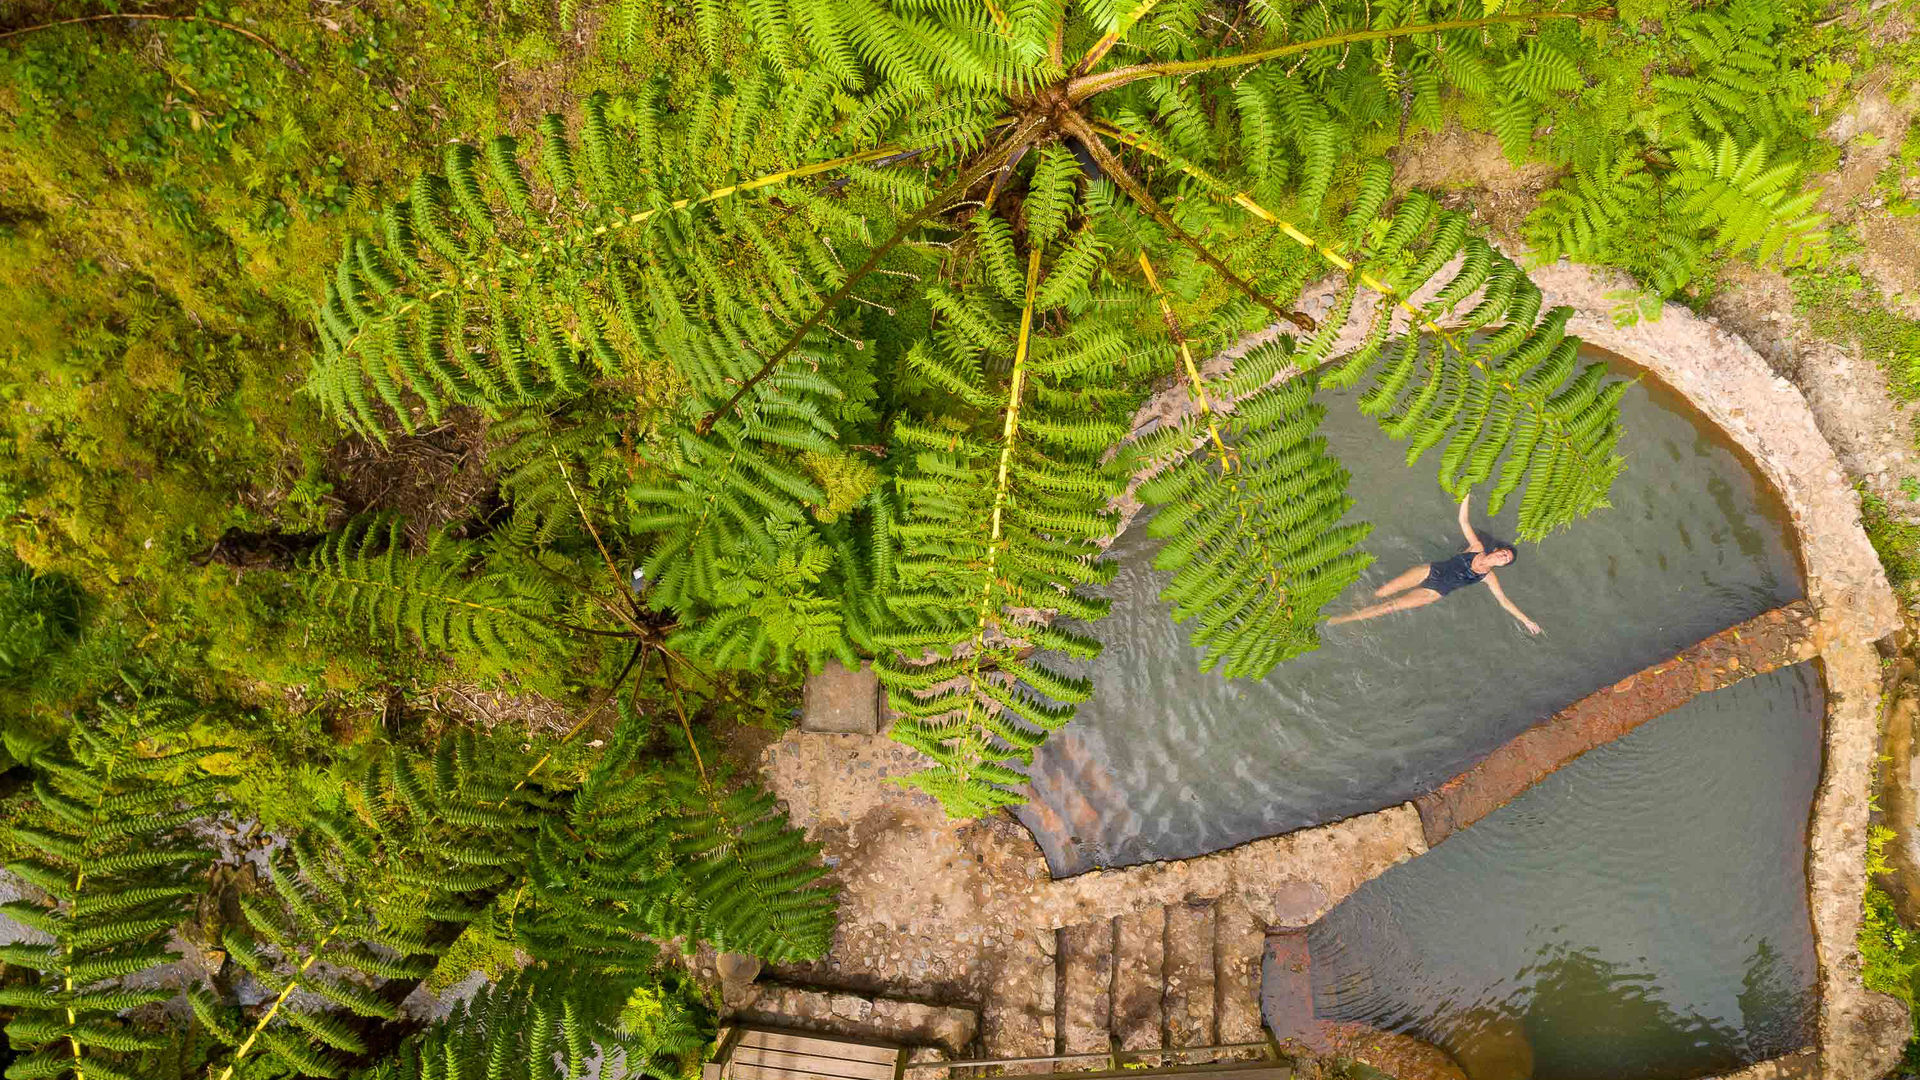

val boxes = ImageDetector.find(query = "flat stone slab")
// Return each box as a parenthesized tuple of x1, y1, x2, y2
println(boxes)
(726, 982, 977, 1056)
(802, 661, 880, 734)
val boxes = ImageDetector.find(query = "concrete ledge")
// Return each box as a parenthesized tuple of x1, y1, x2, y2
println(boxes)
(1037, 804, 1428, 931)
(1416, 602, 1819, 846)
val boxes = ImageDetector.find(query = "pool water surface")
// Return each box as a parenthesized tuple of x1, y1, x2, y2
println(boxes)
(1302, 663, 1823, 1080)
(1015, 354, 1804, 875)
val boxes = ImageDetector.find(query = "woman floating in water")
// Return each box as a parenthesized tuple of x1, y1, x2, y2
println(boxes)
(1328, 493, 1542, 634)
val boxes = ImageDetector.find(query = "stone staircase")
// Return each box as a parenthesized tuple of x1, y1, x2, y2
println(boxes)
(980, 896, 1271, 1068)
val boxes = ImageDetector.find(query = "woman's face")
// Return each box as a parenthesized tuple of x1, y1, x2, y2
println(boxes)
(1485, 547, 1516, 568)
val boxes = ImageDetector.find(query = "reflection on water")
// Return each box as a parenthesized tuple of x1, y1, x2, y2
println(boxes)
(1017, 355, 1803, 876)
(1304, 665, 1822, 1080)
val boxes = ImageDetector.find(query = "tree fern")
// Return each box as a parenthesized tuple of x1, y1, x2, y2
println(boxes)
(1522, 0, 1829, 313)
(0, 695, 223, 1080)
(1647, 6, 1820, 146)
(1528, 135, 1825, 310)
(658, 766, 838, 962)
(1671, 134, 1826, 269)
(295, 0, 1628, 817)
(875, 203, 1142, 815)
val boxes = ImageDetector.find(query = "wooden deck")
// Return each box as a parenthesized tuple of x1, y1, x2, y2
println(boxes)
(707, 1024, 1295, 1080)
(707, 1026, 909, 1080)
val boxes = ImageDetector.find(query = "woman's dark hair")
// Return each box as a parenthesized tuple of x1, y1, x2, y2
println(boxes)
(1483, 540, 1518, 563)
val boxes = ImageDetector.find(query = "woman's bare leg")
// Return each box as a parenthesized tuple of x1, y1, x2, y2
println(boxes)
(1373, 564, 1433, 598)
(1328, 588, 1443, 625)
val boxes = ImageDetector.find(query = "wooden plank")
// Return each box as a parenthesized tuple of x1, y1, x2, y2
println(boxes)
(729, 1053, 867, 1076)
(715, 1025, 748, 1080)
(729, 1046, 900, 1080)
(1058, 1065, 1290, 1080)
(740, 1029, 902, 1064)
(728, 1052, 897, 1080)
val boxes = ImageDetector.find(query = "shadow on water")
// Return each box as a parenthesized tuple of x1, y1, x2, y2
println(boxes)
(1301, 665, 1823, 1080)
(1016, 350, 1804, 876)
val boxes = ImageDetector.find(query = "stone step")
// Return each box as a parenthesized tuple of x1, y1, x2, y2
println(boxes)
(1057, 921, 1115, 1056)
(1261, 931, 1319, 1054)
(1213, 899, 1267, 1046)
(1111, 910, 1165, 1053)
(1162, 902, 1217, 1048)
(982, 930, 1057, 1070)
(726, 983, 978, 1056)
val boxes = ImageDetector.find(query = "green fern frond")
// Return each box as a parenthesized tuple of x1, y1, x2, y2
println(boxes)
(297, 515, 569, 670)
(0, 694, 222, 1080)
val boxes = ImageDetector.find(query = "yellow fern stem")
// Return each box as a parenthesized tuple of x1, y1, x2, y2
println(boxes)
(1227, 192, 1460, 338)
(213, 920, 347, 1080)
(1075, 0, 1164, 75)
(1100, 122, 1608, 504)
(1069, 9, 1615, 101)
(983, 245, 1044, 614)
(1136, 251, 1233, 470)
(63, 755, 121, 1080)
(1094, 122, 1461, 348)
(950, 245, 1045, 777)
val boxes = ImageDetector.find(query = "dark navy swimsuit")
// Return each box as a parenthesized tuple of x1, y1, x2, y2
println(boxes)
(1422, 551, 1487, 596)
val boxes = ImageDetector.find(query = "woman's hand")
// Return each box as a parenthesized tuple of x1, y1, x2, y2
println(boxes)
(1520, 617, 1543, 636)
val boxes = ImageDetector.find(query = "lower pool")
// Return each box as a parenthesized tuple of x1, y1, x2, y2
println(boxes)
(1015, 353, 1803, 875)
(1301, 662, 1823, 1080)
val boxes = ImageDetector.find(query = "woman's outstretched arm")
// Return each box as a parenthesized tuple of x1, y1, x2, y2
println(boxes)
(1485, 574, 1542, 635)
(1458, 494, 1484, 551)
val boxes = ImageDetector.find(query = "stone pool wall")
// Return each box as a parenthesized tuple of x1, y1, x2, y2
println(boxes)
(1530, 259, 1907, 1080)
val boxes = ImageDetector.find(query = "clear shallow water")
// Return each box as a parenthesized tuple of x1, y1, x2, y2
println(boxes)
(1302, 664, 1823, 1080)
(1015, 356, 1803, 875)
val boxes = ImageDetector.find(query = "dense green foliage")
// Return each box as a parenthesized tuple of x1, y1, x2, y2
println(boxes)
(367, 966, 712, 1080)
(0, 679, 820, 1080)
(0, 0, 1914, 1073)
(1521, 0, 1841, 318)
(0, 558, 78, 686)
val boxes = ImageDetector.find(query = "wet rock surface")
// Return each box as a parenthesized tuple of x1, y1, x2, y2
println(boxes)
(1316, 1021, 1470, 1080)
(1700, 1049, 1822, 1080)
